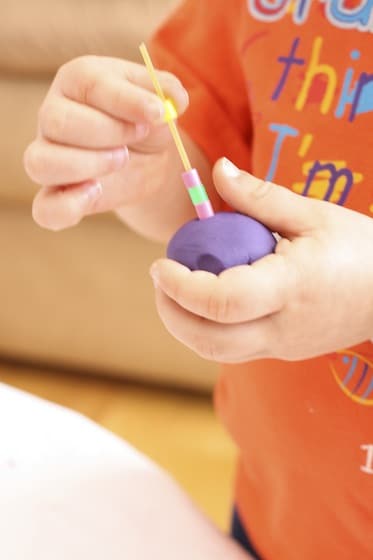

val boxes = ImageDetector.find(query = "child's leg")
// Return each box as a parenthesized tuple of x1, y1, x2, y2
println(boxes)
(0, 384, 251, 560)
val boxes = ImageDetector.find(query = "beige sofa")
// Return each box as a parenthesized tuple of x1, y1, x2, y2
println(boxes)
(0, 0, 217, 390)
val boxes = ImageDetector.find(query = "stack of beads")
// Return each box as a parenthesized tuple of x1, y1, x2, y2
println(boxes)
(182, 169, 214, 220)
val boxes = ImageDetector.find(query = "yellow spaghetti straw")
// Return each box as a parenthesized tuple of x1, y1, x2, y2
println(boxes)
(139, 42, 192, 172)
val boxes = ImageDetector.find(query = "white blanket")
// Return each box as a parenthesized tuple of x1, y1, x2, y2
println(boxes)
(0, 383, 248, 560)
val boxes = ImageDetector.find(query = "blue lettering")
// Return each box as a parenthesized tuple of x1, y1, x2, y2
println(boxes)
(265, 124, 299, 182)
(335, 50, 360, 119)
(350, 72, 373, 121)
(327, 0, 373, 31)
(247, 0, 373, 31)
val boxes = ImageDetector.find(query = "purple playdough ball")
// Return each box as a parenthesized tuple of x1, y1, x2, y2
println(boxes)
(167, 212, 277, 275)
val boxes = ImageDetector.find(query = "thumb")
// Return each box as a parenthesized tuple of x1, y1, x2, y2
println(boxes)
(213, 158, 323, 236)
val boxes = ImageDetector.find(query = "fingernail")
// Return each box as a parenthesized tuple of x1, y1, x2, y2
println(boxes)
(222, 157, 240, 178)
(82, 181, 103, 205)
(135, 123, 150, 139)
(149, 264, 159, 286)
(181, 87, 189, 106)
(146, 100, 165, 123)
(108, 147, 129, 168)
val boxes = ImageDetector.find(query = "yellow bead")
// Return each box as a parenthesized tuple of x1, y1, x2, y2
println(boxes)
(163, 99, 178, 123)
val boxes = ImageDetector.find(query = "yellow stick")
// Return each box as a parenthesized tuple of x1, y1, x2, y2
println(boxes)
(139, 43, 166, 102)
(167, 120, 192, 172)
(139, 43, 192, 172)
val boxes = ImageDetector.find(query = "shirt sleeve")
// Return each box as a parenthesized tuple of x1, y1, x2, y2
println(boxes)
(150, 0, 253, 170)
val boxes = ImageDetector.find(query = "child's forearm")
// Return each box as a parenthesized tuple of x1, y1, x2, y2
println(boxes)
(116, 132, 218, 243)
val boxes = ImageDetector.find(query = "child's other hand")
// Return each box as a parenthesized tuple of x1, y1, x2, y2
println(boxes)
(150, 158, 373, 363)
(24, 56, 188, 230)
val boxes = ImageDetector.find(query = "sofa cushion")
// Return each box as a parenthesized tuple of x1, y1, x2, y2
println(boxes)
(1, 79, 52, 204)
(0, 0, 179, 76)
(0, 206, 217, 390)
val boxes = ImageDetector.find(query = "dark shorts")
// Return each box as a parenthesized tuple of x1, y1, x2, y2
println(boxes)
(231, 509, 261, 559)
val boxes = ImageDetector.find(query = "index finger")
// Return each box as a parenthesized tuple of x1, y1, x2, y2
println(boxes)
(55, 57, 189, 125)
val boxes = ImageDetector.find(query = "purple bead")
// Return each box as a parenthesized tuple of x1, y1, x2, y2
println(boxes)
(167, 212, 277, 275)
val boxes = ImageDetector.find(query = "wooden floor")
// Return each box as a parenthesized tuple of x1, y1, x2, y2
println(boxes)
(0, 361, 237, 530)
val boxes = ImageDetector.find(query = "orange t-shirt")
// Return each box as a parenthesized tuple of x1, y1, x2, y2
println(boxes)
(152, 1, 373, 558)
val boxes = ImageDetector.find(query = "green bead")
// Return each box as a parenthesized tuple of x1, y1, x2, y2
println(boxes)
(188, 184, 208, 205)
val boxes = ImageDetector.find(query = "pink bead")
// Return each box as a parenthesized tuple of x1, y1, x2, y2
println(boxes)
(195, 201, 214, 220)
(182, 169, 201, 189)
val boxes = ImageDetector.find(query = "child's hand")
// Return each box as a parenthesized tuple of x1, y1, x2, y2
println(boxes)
(150, 158, 373, 363)
(24, 56, 189, 230)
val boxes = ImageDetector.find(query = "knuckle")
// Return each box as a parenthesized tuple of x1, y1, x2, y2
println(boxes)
(125, 121, 139, 142)
(39, 102, 68, 140)
(76, 54, 101, 67)
(61, 55, 98, 76)
(124, 62, 142, 83)
(206, 290, 231, 322)
(55, 60, 70, 81)
(81, 74, 100, 107)
(57, 57, 88, 85)
(251, 178, 276, 201)
(111, 86, 127, 115)
(60, 56, 101, 105)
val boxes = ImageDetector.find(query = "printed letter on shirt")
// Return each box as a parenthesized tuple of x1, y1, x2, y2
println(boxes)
(361, 444, 373, 474)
